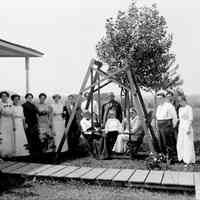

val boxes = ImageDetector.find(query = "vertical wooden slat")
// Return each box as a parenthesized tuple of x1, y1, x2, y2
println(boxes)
(178, 172, 194, 186)
(113, 169, 135, 182)
(0, 161, 17, 170)
(129, 170, 149, 183)
(2, 162, 27, 173)
(162, 171, 179, 185)
(27, 165, 53, 175)
(65, 167, 92, 179)
(145, 170, 164, 184)
(52, 166, 80, 177)
(37, 165, 66, 176)
(10, 163, 42, 174)
(81, 168, 106, 180)
(97, 169, 121, 181)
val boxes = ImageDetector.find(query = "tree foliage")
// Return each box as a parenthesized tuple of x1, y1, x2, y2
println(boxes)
(96, 2, 182, 92)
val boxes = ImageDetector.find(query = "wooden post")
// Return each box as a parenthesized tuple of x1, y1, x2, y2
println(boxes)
(130, 70, 160, 153)
(55, 59, 95, 160)
(126, 90, 131, 141)
(126, 69, 156, 154)
(25, 57, 30, 93)
(97, 73, 101, 125)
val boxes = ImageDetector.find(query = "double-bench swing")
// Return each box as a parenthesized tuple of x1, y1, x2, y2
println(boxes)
(55, 59, 160, 162)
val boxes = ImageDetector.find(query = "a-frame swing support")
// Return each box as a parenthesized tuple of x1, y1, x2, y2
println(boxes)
(55, 59, 160, 161)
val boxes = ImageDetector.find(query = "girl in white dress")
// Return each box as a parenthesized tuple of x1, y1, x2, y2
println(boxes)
(0, 91, 15, 158)
(177, 95, 195, 165)
(51, 94, 68, 152)
(11, 94, 29, 156)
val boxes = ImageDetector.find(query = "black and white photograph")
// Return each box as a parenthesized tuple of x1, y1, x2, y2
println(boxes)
(0, 0, 199, 199)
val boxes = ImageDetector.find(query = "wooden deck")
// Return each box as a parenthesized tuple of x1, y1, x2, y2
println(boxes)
(0, 161, 199, 199)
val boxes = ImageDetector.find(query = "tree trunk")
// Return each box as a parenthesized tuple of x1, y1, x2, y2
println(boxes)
(153, 90, 157, 128)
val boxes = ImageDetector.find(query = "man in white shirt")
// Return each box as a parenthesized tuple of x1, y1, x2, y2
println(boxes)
(156, 91, 178, 161)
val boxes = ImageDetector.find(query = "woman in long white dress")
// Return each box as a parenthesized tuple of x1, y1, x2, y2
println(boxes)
(51, 94, 68, 152)
(177, 95, 195, 165)
(0, 91, 15, 158)
(11, 94, 29, 156)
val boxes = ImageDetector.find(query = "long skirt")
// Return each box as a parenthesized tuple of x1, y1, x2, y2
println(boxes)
(177, 121, 195, 164)
(53, 117, 68, 152)
(113, 134, 129, 153)
(0, 116, 15, 158)
(14, 118, 29, 156)
(100, 131, 118, 159)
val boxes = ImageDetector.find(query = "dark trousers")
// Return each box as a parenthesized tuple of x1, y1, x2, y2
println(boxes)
(128, 130, 145, 158)
(25, 124, 42, 156)
(100, 131, 118, 159)
(157, 119, 176, 159)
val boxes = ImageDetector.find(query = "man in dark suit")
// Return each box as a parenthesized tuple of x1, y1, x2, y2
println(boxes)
(101, 92, 122, 127)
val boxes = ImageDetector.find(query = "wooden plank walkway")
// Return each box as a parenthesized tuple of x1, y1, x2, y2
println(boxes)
(0, 161, 198, 198)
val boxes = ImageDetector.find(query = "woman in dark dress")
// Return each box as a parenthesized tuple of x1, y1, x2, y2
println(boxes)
(22, 93, 42, 156)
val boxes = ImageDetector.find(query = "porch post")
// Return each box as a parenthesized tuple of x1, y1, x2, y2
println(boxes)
(25, 57, 30, 93)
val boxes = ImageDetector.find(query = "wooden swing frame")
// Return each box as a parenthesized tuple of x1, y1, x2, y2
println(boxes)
(55, 59, 160, 161)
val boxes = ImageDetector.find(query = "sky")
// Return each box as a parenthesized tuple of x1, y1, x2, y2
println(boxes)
(0, 0, 199, 96)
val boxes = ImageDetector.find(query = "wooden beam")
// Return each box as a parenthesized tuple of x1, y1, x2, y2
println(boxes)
(93, 81, 112, 93)
(130, 70, 160, 153)
(126, 69, 156, 153)
(94, 68, 130, 91)
(56, 59, 95, 159)
(81, 66, 129, 93)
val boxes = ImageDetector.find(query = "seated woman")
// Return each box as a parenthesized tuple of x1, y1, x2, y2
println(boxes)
(113, 108, 136, 154)
(113, 108, 144, 158)
(102, 109, 122, 159)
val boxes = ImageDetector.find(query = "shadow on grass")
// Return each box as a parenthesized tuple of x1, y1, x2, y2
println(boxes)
(0, 172, 26, 194)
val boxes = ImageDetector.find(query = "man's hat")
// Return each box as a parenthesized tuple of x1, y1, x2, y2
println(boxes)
(166, 89, 174, 97)
(157, 90, 167, 98)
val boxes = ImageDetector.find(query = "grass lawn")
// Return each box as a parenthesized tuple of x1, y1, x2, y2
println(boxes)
(0, 179, 195, 200)
(62, 155, 200, 172)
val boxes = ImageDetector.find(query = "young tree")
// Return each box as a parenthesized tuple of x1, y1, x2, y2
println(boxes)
(96, 2, 182, 99)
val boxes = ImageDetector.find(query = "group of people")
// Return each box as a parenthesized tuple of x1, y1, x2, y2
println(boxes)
(0, 89, 196, 166)
(156, 90, 195, 165)
(0, 91, 80, 158)
(80, 90, 196, 165)
(80, 92, 145, 159)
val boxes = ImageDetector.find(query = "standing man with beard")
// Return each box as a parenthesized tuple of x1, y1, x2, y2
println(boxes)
(102, 92, 122, 127)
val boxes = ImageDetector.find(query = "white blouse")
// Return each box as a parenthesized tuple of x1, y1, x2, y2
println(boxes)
(80, 118, 92, 132)
(105, 118, 122, 133)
